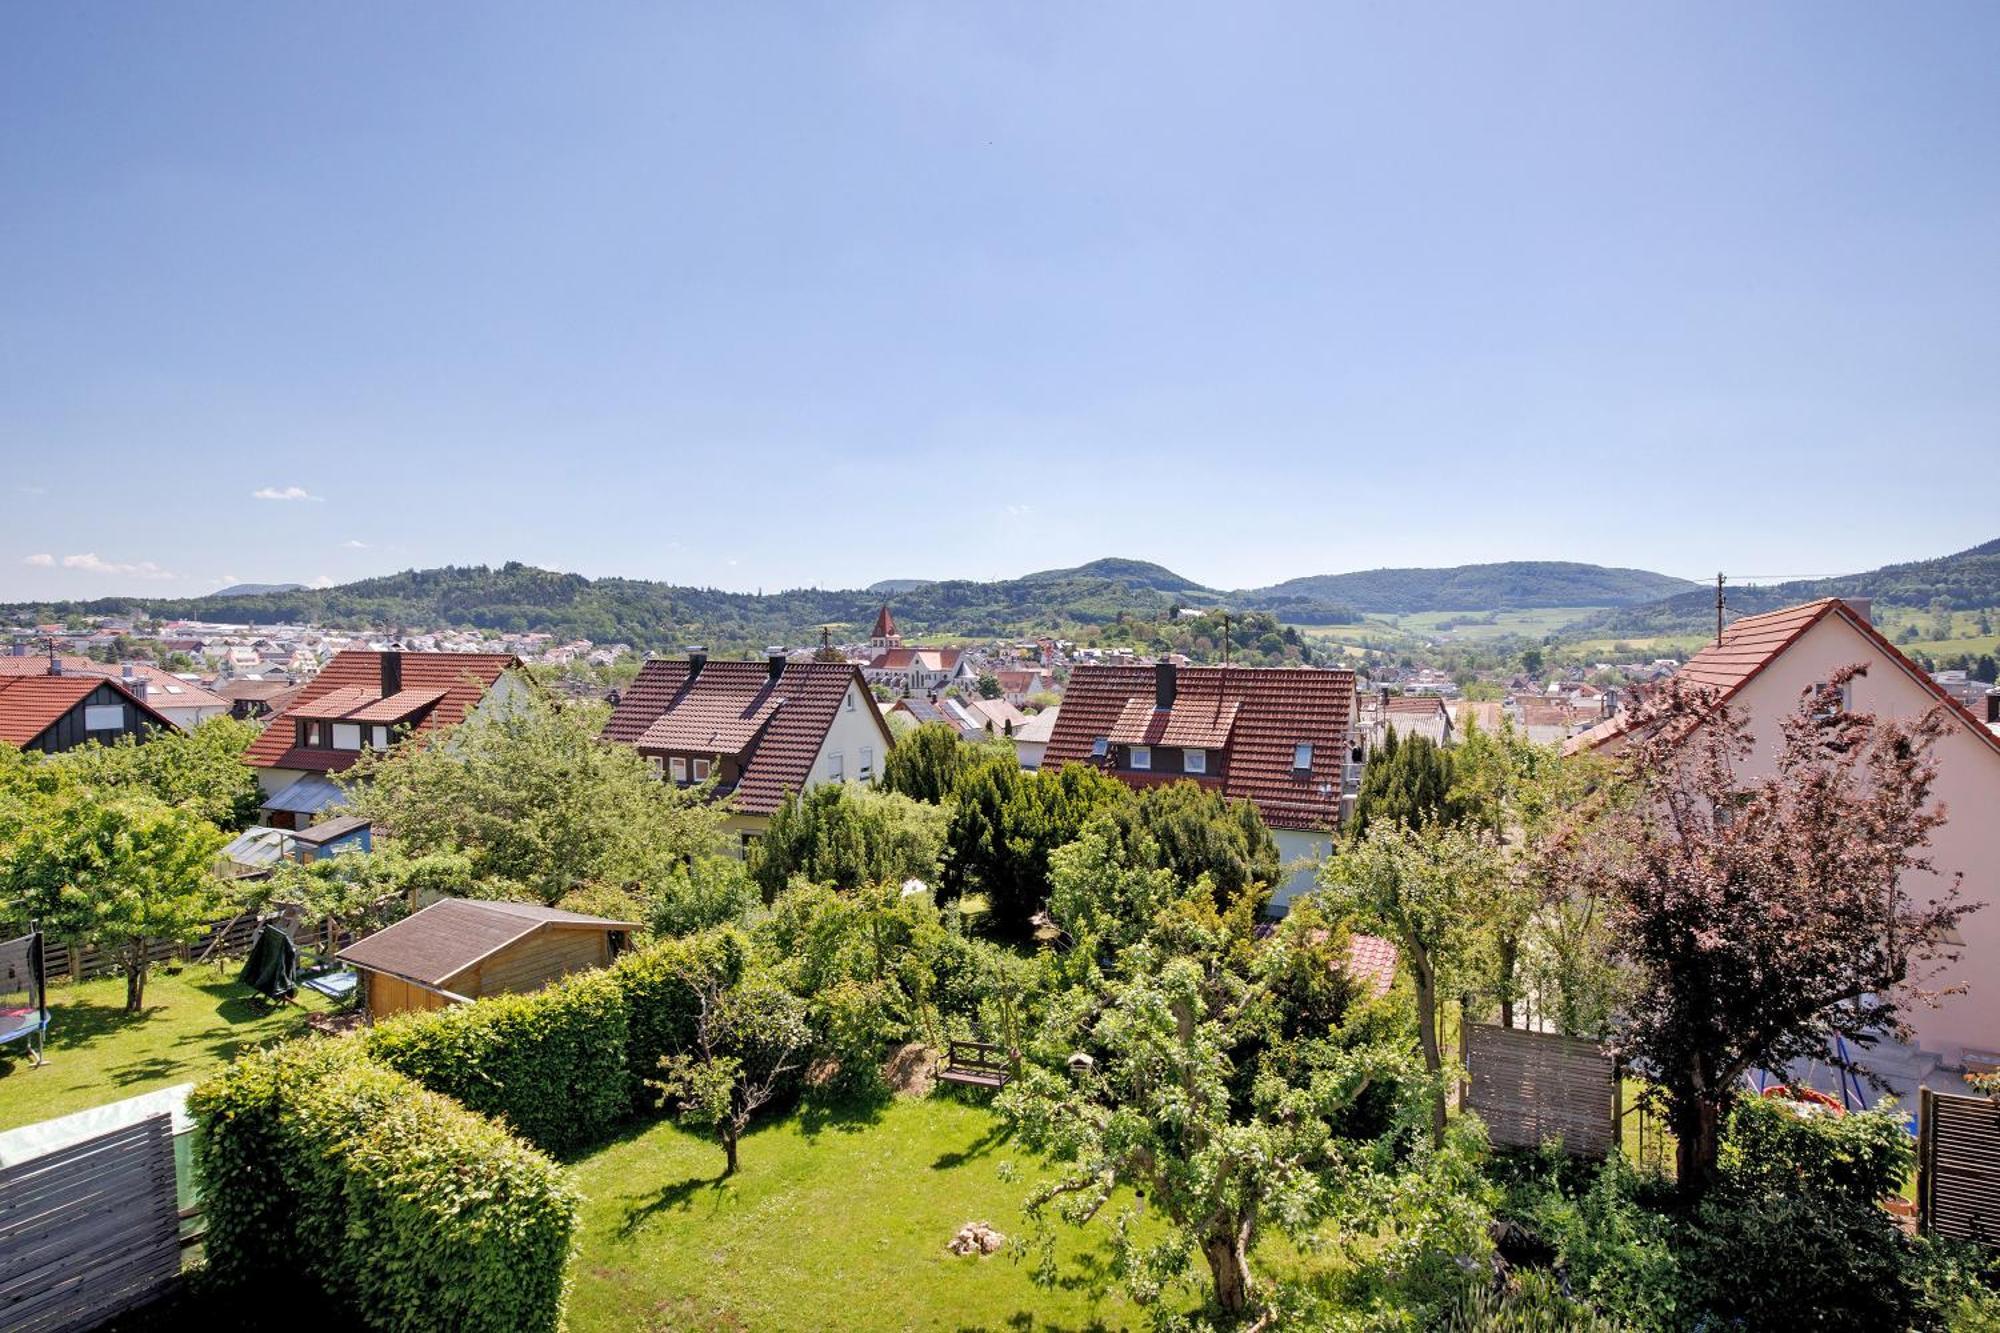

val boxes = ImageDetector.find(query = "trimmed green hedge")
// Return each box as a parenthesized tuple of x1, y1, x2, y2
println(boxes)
(191, 1040, 579, 1333)
(609, 927, 745, 1108)
(364, 967, 631, 1156)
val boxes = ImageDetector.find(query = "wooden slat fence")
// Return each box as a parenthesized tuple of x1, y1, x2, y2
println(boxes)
(0, 1114, 182, 1333)
(1463, 1022, 1620, 1158)
(1919, 1088, 2000, 1248)
(6, 913, 356, 985)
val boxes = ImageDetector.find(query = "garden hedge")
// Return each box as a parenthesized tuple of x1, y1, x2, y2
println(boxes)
(609, 926, 745, 1107)
(190, 1040, 580, 1333)
(364, 966, 632, 1155)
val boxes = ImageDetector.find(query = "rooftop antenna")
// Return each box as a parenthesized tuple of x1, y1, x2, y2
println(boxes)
(1715, 573, 1726, 645)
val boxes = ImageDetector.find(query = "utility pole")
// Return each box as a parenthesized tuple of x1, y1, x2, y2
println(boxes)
(1715, 572, 1726, 644)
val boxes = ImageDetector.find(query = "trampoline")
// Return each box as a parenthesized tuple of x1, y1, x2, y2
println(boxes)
(1, 927, 50, 1067)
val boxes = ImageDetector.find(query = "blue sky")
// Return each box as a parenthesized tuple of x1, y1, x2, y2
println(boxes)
(3, 3, 1997, 601)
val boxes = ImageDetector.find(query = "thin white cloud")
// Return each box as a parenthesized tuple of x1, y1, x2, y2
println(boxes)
(1004, 503, 1033, 518)
(22, 553, 55, 567)
(342, 539, 368, 549)
(17, 485, 47, 496)
(60, 552, 178, 580)
(253, 485, 320, 502)
(308, 574, 337, 589)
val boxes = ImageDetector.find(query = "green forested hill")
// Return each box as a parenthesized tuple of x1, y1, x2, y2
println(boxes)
(1582, 537, 2000, 637)
(1242, 562, 1698, 620)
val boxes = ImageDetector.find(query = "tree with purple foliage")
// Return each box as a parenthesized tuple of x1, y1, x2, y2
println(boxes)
(1569, 667, 1975, 1193)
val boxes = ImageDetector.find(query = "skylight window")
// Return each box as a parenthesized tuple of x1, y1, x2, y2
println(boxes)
(1293, 742, 1313, 771)
(1091, 737, 1108, 758)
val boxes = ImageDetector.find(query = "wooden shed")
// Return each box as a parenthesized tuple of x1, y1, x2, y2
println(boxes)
(336, 899, 636, 1018)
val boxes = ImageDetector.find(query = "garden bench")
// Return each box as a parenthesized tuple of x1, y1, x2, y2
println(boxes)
(937, 1041, 1013, 1089)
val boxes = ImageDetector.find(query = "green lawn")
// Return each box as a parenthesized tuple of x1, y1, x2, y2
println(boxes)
(567, 1095, 1149, 1332)
(0, 965, 333, 1131)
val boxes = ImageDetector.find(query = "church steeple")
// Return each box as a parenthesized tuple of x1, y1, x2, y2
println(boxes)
(870, 604, 900, 648)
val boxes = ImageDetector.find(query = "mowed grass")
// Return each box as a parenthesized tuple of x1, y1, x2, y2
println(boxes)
(0, 965, 332, 1130)
(568, 1094, 1151, 1333)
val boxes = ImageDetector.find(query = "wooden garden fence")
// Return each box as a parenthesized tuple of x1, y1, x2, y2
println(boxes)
(0, 1114, 183, 1333)
(1918, 1087, 2000, 1248)
(5, 911, 355, 985)
(1462, 1022, 1621, 1158)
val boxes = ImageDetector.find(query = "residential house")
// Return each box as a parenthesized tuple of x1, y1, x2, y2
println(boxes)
(215, 677, 307, 721)
(993, 668, 1054, 706)
(1357, 691, 1454, 749)
(1567, 597, 2000, 1092)
(0, 668, 173, 755)
(244, 649, 525, 829)
(0, 650, 228, 730)
(338, 899, 636, 1018)
(1514, 696, 1589, 746)
(1011, 706, 1059, 770)
(1043, 663, 1357, 911)
(603, 650, 895, 852)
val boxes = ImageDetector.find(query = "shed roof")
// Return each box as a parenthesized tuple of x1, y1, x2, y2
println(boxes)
(336, 898, 637, 988)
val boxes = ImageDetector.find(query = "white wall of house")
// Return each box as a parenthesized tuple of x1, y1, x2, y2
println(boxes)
(808, 680, 896, 788)
(1269, 827, 1334, 914)
(1014, 737, 1048, 770)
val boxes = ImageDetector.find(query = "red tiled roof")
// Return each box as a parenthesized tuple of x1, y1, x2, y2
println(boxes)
(867, 646, 964, 672)
(1384, 695, 1447, 717)
(1566, 598, 2000, 761)
(1107, 696, 1240, 749)
(1044, 665, 1356, 831)
(0, 674, 174, 747)
(604, 658, 893, 815)
(872, 605, 897, 639)
(1345, 932, 1400, 998)
(0, 655, 228, 714)
(245, 651, 519, 772)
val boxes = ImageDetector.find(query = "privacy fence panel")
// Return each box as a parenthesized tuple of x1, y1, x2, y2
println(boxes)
(1919, 1088, 2000, 1248)
(0, 1113, 182, 1333)
(5, 912, 355, 984)
(1463, 1022, 1619, 1157)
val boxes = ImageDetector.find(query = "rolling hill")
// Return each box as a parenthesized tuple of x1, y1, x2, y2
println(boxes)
(1581, 537, 2000, 637)
(1241, 562, 1698, 621)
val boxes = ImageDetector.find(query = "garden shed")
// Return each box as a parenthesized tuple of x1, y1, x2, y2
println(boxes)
(337, 898, 636, 1018)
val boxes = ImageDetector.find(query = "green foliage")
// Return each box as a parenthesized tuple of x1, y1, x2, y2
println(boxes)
(2, 788, 226, 1010)
(244, 845, 474, 938)
(1100, 780, 1281, 905)
(190, 1039, 580, 1333)
(341, 684, 721, 903)
(365, 967, 631, 1155)
(942, 756, 1129, 939)
(648, 855, 759, 936)
(1440, 1271, 1624, 1332)
(1351, 727, 1463, 839)
(879, 722, 968, 803)
(608, 928, 748, 1108)
(750, 782, 948, 896)
(49, 716, 264, 830)
(648, 972, 811, 1174)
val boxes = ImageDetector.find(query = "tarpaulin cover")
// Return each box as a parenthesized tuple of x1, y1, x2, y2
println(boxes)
(239, 922, 298, 1001)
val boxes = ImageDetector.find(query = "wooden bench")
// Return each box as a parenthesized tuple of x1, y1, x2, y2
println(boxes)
(937, 1041, 1013, 1089)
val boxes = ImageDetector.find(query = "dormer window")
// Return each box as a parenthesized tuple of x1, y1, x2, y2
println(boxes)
(1185, 748, 1207, 774)
(1293, 742, 1313, 772)
(693, 758, 712, 781)
(1130, 746, 1151, 770)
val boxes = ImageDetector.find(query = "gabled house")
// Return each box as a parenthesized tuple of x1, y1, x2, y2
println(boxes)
(0, 669, 174, 754)
(1356, 691, 1454, 749)
(244, 650, 525, 829)
(0, 650, 229, 731)
(1568, 597, 2000, 1089)
(1044, 663, 1358, 911)
(603, 650, 895, 852)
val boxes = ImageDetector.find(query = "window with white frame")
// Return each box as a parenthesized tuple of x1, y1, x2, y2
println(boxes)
(1184, 747, 1207, 774)
(647, 755, 664, 777)
(1130, 745, 1151, 770)
(1293, 742, 1313, 771)
(370, 725, 390, 749)
(331, 723, 362, 751)
(829, 751, 845, 780)
(84, 704, 126, 732)
(670, 757, 688, 782)
(859, 746, 873, 780)
(693, 758, 711, 781)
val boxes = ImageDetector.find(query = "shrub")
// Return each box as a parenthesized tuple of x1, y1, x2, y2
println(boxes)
(609, 927, 747, 1109)
(365, 966, 631, 1155)
(191, 1040, 579, 1333)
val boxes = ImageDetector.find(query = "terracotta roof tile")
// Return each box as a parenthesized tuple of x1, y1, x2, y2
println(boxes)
(0, 674, 173, 747)
(1107, 697, 1240, 749)
(1045, 665, 1355, 830)
(245, 651, 518, 771)
(605, 659, 893, 815)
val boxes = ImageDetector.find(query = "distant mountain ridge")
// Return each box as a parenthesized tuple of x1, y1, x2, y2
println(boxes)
(1583, 537, 2000, 637)
(212, 582, 306, 598)
(0, 555, 1723, 649)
